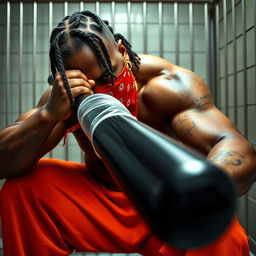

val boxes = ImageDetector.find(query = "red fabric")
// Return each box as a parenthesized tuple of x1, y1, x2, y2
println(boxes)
(94, 63, 139, 118)
(63, 123, 81, 145)
(0, 158, 249, 256)
(63, 62, 138, 144)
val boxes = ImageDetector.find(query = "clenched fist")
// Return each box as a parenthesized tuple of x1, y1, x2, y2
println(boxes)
(44, 70, 95, 122)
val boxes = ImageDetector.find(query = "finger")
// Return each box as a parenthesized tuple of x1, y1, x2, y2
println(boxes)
(88, 79, 96, 87)
(71, 86, 93, 98)
(68, 78, 92, 90)
(65, 70, 89, 81)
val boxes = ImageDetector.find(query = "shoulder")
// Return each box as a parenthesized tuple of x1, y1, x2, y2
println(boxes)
(136, 54, 213, 115)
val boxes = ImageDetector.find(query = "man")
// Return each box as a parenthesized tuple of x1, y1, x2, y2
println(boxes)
(0, 10, 255, 256)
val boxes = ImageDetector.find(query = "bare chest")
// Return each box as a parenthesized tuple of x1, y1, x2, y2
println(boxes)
(137, 88, 175, 137)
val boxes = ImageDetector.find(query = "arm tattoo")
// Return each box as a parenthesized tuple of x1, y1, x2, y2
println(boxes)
(187, 94, 213, 109)
(184, 121, 196, 137)
(210, 150, 244, 166)
(173, 117, 197, 137)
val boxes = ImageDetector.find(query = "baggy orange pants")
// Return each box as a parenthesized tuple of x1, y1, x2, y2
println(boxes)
(0, 158, 249, 256)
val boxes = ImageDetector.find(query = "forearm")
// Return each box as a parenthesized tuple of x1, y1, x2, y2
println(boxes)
(207, 135, 256, 196)
(0, 107, 58, 179)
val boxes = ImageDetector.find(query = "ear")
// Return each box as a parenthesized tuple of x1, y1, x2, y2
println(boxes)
(117, 39, 129, 59)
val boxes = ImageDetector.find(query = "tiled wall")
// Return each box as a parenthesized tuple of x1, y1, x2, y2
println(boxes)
(216, 0, 256, 253)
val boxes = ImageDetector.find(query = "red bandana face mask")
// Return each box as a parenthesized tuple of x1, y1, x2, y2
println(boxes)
(63, 60, 139, 145)
(94, 61, 139, 118)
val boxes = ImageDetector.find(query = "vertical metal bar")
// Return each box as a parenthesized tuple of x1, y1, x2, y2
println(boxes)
(255, 0, 256, 103)
(205, 4, 210, 89)
(232, 0, 237, 126)
(49, 2, 53, 48)
(19, 2, 23, 116)
(32, 2, 37, 108)
(159, 2, 163, 58)
(174, 2, 179, 65)
(143, 1, 147, 54)
(189, 3, 194, 72)
(49, 1, 53, 159)
(64, 1, 69, 161)
(223, 0, 228, 115)
(215, 3, 220, 108)
(242, 0, 248, 139)
(79, 1, 84, 163)
(127, 1, 131, 43)
(80, 1, 84, 11)
(6, 1, 10, 126)
(111, 1, 115, 32)
(64, 1, 68, 16)
(96, 1, 99, 16)
(242, 0, 248, 232)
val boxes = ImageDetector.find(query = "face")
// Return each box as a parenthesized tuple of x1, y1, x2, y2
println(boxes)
(64, 36, 126, 89)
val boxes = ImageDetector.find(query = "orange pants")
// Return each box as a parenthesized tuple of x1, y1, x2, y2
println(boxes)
(0, 158, 249, 256)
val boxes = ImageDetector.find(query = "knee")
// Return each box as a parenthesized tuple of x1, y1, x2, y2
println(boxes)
(1, 159, 67, 199)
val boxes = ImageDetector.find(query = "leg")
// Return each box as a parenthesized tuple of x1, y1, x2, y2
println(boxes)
(0, 159, 162, 255)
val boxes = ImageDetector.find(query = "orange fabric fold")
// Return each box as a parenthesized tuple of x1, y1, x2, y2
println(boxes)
(0, 158, 249, 256)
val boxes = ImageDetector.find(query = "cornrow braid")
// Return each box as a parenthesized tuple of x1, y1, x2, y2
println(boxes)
(49, 10, 141, 107)
(69, 29, 116, 83)
(80, 10, 105, 29)
(102, 20, 141, 70)
(50, 31, 74, 108)
(114, 33, 140, 70)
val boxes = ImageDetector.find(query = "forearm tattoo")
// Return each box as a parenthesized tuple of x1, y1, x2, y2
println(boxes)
(210, 150, 245, 167)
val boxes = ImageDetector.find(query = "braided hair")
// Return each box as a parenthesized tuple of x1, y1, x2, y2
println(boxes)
(49, 10, 140, 107)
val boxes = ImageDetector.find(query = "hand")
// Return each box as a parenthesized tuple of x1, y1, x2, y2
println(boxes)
(44, 70, 95, 122)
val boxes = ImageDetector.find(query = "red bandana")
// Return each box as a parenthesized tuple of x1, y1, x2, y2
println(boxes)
(94, 63, 139, 118)
(63, 61, 139, 145)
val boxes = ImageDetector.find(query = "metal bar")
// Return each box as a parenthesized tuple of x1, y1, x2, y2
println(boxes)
(242, 0, 248, 233)
(19, 2, 23, 116)
(49, 1, 53, 159)
(205, 4, 210, 89)
(64, 1, 68, 16)
(79, 2, 84, 163)
(48, 2, 53, 71)
(7, 0, 216, 3)
(255, 0, 256, 105)
(96, 1, 99, 16)
(215, 3, 220, 108)
(223, 0, 228, 115)
(64, 1, 69, 161)
(159, 2, 163, 58)
(32, 2, 37, 108)
(189, 2, 194, 72)
(208, 5, 216, 100)
(111, 1, 115, 32)
(174, 2, 179, 65)
(6, 1, 10, 126)
(241, 0, 248, 139)
(127, 1, 131, 42)
(143, 1, 147, 54)
(232, 0, 237, 126)
(80, 1, 83, 11)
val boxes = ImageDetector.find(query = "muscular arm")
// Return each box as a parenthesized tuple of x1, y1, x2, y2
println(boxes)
(0, 89, 67, 179)
(170, 71, 256, 196)
(0, 70, 94, 179)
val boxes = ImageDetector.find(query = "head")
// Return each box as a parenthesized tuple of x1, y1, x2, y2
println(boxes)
(49, 10, 140, 106)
